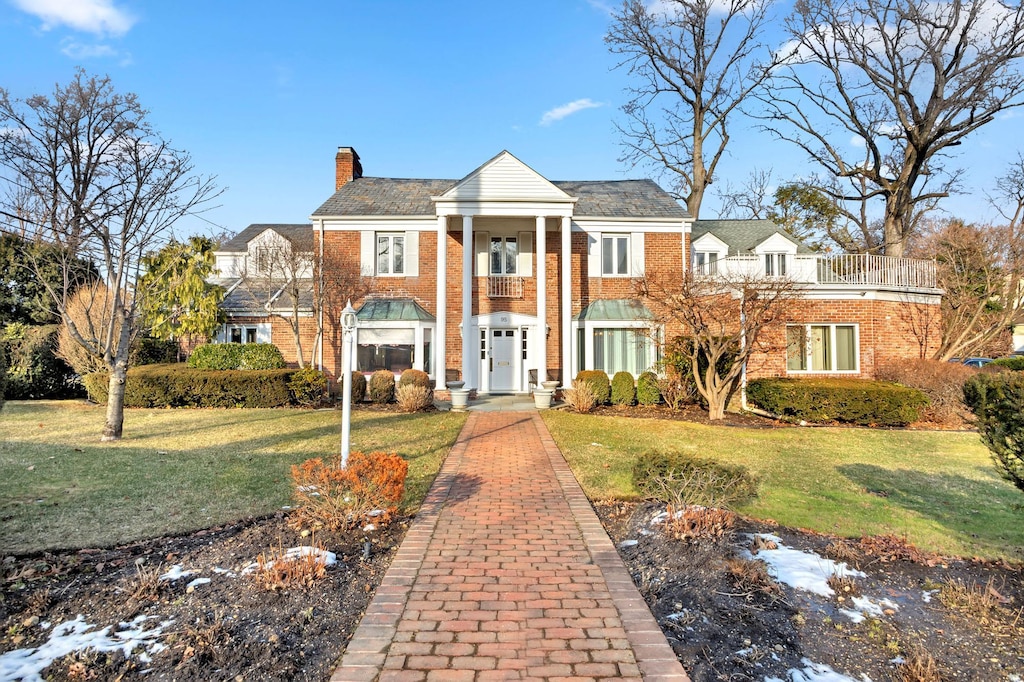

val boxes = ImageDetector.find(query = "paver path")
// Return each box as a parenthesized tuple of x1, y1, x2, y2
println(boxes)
(331, 412, 689, 681)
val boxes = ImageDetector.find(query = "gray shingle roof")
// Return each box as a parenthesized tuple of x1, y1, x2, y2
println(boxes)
(311, 178, 689, 219)
(691, 220, 814, 255)
(218, 224, 312, 253)
(220, 278, 313, 314)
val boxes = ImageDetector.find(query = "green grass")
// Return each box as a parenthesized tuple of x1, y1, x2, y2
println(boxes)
(542, 411, 1024, 560)
(0, 401, 466, 553)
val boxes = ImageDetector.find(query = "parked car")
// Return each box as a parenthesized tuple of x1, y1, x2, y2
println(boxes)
(960, 357, 994, 368)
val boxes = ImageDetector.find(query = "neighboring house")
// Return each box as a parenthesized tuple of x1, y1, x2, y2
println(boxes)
(211, 224, 315, 361)
(298, 147, 941, 391)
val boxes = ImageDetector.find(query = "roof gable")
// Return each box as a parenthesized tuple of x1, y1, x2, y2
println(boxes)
(437, 151, 573, 202)
(218, 224, 312, 253)
(692, 219, 814, 256)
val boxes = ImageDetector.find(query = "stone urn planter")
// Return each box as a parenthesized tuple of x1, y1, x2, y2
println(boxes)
(533, 388, 554, 410)
(541, 380, 559, 391)
(447, 382, 469, 412)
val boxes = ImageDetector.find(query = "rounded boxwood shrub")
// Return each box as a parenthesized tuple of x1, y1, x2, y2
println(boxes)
(611, 371, 636, 406)
(575, 370, 611, 405)
(747, 377, 928, 426)
(289, 367, 328, 407)
(399, 368, 431, 388)
(187, 343, 285, 370)
(368, 370, 396, 404)
(637, 371, 661, 405)
(239, 343, 286, 370)
(351, 371, 367, 402)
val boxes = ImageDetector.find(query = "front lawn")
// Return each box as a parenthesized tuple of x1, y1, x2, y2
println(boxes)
(542, 411, 1023, 560)
(0, 401, 466, 553)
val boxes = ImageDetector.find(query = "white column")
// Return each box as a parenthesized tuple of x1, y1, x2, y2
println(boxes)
(536, 215, 547, 385)
(461, 215, 474, 389)
(561, 216, 572, 387)
(435, 215, 447, 387)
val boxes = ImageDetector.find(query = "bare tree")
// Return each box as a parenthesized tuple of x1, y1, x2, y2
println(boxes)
(638, 271, 796, 420)
(312, 247, 371, 374)
(714, 168, 774, 219)
(909, 217, 1021, 360)
(608, 0, 780, 219)
(762, 0, 1024, 257)
(0, 71, 219, 440)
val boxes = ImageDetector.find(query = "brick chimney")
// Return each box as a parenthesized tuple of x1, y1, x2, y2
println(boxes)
(335, 146, 362, 190)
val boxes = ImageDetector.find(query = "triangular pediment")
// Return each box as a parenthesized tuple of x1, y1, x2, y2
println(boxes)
(438, 151, 573, 202)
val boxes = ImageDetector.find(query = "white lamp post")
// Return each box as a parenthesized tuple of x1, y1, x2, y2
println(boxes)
(340, 300, 358, 468)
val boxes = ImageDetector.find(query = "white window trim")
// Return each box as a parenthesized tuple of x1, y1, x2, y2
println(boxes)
(376, 233, 406, 276)
(352, 320, 436, 379)
(490, 235, 519, 275)
(694, 251, 720, 275)
(220, 322, 271, 345)
(786, 323, 860, 373)
(601, 234, 631, 277)
(765, 252, 788, 277)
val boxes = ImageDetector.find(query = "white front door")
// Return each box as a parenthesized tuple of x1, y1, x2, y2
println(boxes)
(489, 329, 517, 392)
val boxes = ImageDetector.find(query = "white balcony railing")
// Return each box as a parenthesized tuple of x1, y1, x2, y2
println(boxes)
(486, 275, 525, 298)
(694, 253, 937, 290)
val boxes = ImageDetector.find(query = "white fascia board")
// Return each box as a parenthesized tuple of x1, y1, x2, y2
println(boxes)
(691, 232, 730, 252)
(433, 200, 576, 218)
(796, 287, 943, 303)
(320, 217, 437, 231)
(753, 232, 801, 254)
(571, 218, 688, 233)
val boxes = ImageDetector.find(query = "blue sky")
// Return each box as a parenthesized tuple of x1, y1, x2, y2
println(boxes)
(1, 0, 1019, 238)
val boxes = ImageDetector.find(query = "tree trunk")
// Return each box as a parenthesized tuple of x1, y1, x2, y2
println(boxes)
(102, 363, 127, 441)
(706, 390, 727, 420)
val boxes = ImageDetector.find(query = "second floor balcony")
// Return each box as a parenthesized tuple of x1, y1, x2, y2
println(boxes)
(694, 253, 939, 291)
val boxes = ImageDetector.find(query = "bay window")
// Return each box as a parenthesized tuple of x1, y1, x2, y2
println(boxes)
(593, 328, 652, 376)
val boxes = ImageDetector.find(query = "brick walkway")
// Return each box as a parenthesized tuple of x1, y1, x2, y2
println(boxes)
(331, 412, 689, 681)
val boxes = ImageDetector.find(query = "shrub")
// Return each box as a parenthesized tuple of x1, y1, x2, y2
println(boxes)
(658, 368, 696, 410)
(398, 368, 431, 388)
(574, 370, 610, 405)
(131, 337, 180, 365)
(611, 371, 636, 406)
(2, 323, 80, 399)
(746, 378, 928, 426)
(55, 283, 120, 376)
(289, 451, 409, 531)
(350, 371, 367, 402)
(187, 343, 285, 370)
(563, 380, 599, 413)
(288, 367, 329, 407)
(367, 370, 395, 403)
(661, 335, 736, 408)
(991, 356, 1024, 371)
(0, 346, 6, 411)
(84, 364, 294, 407)
(250, 542, 332, 591)
(637, 371, 661, 405)
(633, 450, 759, 509)
(876, 358, 975, 425)
(395, 384, 434, 412)
(963, 372, 1024, 493)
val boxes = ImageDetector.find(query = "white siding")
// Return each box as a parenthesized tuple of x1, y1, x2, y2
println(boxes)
(404, 230, 419, 277)
(442, 152, 570, 201)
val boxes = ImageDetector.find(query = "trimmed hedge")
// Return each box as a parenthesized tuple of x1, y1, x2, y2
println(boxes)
(288, 367, 328, 407)
(187, 342, 285, 370)
(351, 371, 367, 402)
(132, 337, 180, 365)
(746, 378, 928, 426)
(611, 371, 636, 406)
(992, 356, 1024, 371)
(0, 346, 6, 411)
(637, 371, 661, 405)
(399, 368, 431, 388)
(84, 364, 295, 408)
(575, 370, 611, 405)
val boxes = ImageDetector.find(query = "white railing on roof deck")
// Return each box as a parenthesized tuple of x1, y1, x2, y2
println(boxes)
(486, 275, 524, 299)
(694, 253, 937, 289)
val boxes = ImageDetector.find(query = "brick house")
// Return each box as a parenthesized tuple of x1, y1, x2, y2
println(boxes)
(215, 147, 942, 391)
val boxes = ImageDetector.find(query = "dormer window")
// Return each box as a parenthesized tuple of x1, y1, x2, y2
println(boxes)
(765, 253, 787, 277)
(694, 252, 718, 275)
(253, 246, 281, 275)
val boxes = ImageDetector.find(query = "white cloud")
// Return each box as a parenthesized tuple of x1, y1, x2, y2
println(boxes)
(539, 98, 604, 126)
(12, 0, 136, 36)
(59, 38, 132, 64)
(850, 135, 865, 148)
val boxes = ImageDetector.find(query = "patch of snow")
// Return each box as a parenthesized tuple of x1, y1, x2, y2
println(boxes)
(211, 566, 236, 577)
(850, 595, 898, 618)
(764, 657, 871, 682)
(295, 485, 318, 492)
(367, 509, 385, 517)
(589, 442, 604, 447)
(618, 539, 638, 549)
(740, 534, 864, 597)
(158, 565, 196, 582)
(921, 589, 938, 603)
(241, 546, 338, 574)
(664, 611, 688, 620)
(890, 656, 905, 665)
(363, 524, 376, 532)
(0, 615, 169, 682)
(185, 577, 211, 589)
(1008, 675, 1022, 682)
(840, 609, 866, 623)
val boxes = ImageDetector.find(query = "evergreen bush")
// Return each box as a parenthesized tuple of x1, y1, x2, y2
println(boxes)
(187, 343, 285, 370)
(288, 367, 329, 407)
(611, 371, 637, 406)
(963, 372, 1024, 493)
(350, 371, 367, 402)
(84, 364, 294, 407)
(368, 369, 396, 404)
(637, 371, 661, 405)
(991, 356, 1024, 371)
(574, 370, 611, 405)
(1, 323, 80, 399)
(399, 368, 431, 388)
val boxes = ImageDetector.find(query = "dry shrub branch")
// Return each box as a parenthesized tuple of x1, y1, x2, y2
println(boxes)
(290, 451, 408, 532)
